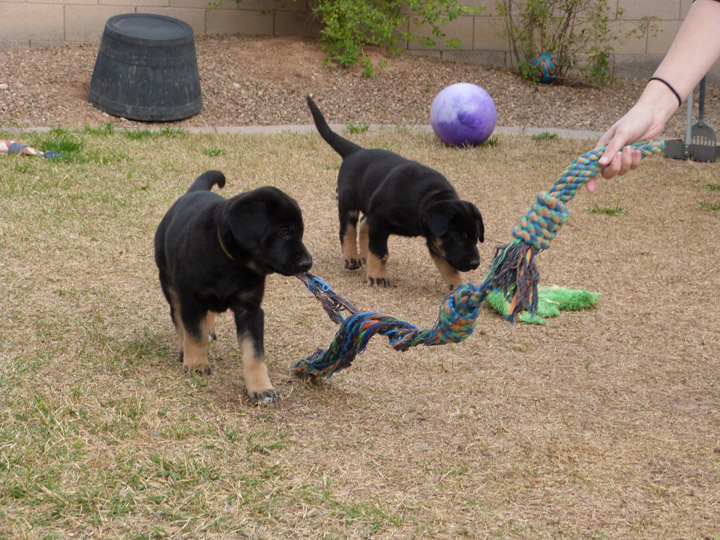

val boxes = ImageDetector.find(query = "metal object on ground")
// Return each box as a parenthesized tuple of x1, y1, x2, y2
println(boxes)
(664, 77, 718, 162)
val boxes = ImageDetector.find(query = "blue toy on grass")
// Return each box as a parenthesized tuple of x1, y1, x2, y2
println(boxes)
(430, 82, 497, 147)
(527, 52, 559, 83)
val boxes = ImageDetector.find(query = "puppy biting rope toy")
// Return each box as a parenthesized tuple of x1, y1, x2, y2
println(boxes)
(294, 139, 664, 379)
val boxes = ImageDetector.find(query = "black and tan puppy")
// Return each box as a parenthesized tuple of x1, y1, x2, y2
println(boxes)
(306, 95, 484, 289)
(154, 170, 312, 404)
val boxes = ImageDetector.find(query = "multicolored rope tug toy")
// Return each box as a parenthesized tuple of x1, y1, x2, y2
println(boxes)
(294, 139, 665, 379)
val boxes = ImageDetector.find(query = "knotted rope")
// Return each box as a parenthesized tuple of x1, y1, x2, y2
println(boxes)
(295, 140, 664, 379)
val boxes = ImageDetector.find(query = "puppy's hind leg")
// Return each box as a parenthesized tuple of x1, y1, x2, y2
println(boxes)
(178, 298, 212, 375)
(339, 207, 363, 271)
(163, 285, 187, 363)
(358, 215, 369, 264)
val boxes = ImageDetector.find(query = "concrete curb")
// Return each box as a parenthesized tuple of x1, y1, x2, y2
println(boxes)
(184, 124, 605, 141)
(1, 123, 605, 140)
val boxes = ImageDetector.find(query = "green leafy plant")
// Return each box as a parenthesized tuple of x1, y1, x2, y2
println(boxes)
(482, 136, 500, 147)
(496, 0, 655, 85)
(699, 201, 720, 211)
(532, 131, 558, 142)
(213, 0, 481, 73)
(589, 201, 626, 216)
(347, 122, 370, 134)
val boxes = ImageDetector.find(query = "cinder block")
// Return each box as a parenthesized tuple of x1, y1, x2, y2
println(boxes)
(0, 40, 30, 50)
(680, 0, 693, 17)
(65, 5, 130, 43)
(612, 53, 663, 79)
(170, 0, 213, 8)
(137, 7, 207, 34)
(274, 10, 321, 38)
(29, 0, 95, 5)
(464, 0, 501, 17)
(606, 19, 648, 55)
(619, 0, 680, 20)
(473, 16, 507, 51)
(0, 3, 64, 41)
(401, 0, 496, 17)
(235, 0, 307, 11)
(206, 9, 273, 36)
(647, 20, 682, 55)
(442, 49, 508, 69)
(408, 16, 473, 51)
(406, 49, 442, 60)
(101, 0, 166, 7)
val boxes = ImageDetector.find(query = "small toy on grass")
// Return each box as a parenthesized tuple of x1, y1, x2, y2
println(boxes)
(430, 82, 497, 147)
(527, 52, 560, 83)
(1, 140, 60, 159)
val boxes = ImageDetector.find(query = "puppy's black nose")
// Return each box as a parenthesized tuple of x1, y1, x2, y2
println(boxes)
(296, 253, 313, 272)
(456, 256, 480, 272)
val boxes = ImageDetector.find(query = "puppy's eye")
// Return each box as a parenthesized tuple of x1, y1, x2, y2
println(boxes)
(278, 226, 291, 239)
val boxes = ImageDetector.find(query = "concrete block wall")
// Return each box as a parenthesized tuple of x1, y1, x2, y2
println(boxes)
(0, 0, 716, 80)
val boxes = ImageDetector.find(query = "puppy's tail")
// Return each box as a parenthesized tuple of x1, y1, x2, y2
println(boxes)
(187, 170, 226, 193)
(306, 95, 362, 159)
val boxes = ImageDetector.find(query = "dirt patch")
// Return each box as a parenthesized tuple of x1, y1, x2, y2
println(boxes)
(2, 34, 720, 139)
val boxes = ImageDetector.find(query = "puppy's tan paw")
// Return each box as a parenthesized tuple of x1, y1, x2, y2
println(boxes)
(344, 258, 363, 270)
(249, 388, 278, 405)
(368, 276, 392, 288)
(183, 364, 212, 376)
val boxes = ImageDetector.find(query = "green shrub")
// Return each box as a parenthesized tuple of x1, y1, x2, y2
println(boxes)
(212, 0, 481, 73)
(496, 0, 656, 85)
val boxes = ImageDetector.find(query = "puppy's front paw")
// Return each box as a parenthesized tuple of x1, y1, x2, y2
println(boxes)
(368, 276, 392, 288)
(344, 258, 363, 270)
(249, 388, 278, 405)
(183, 364, 212, 376)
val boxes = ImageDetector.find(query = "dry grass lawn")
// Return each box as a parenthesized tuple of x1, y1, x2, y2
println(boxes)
(1, 126, 719, 539)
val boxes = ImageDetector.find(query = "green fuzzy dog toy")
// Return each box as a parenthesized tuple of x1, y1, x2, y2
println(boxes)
(485, 287, 600, 324)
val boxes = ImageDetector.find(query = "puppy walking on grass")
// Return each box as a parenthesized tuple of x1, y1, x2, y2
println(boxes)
(306, 95, 484, 289)
(154, 170, 313, 404)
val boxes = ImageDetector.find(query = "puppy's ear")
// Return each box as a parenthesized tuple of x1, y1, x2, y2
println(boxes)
(424, 201, 455, 237)
(470, 203, 484, 243)
(228, 199, 268, 251)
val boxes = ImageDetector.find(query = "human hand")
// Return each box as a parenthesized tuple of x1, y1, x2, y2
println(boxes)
(589, 84, 677, 193)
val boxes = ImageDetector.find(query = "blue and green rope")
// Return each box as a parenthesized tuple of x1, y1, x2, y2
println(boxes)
(294, 140, 664, 379)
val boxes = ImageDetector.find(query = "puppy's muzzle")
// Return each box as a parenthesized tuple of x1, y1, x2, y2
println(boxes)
(286, 252, 313, 275)
(455, 255, 480, 272)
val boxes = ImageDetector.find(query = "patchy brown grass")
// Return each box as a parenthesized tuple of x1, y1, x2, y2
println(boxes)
(1, 127, 719, 539)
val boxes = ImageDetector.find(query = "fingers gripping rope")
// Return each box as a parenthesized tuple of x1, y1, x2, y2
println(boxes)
(295, 140, 664, 379)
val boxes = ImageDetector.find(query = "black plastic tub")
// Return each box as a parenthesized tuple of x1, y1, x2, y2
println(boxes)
(88, 13, 202, 122)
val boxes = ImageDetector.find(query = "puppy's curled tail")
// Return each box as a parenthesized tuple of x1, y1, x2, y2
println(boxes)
(306, 95, 362, 159)
(187, 170, 226, 193)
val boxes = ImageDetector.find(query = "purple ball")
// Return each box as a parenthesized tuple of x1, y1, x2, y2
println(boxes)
(430, 83, 497, 147)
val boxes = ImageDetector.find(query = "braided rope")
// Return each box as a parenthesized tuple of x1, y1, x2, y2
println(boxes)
(295, 140, 664, 379)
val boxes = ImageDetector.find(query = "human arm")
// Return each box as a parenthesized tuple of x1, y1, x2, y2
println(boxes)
(589, 0, 720, 191)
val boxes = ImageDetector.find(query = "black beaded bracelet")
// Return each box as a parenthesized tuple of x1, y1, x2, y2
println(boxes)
(648, 77, 682, 108)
